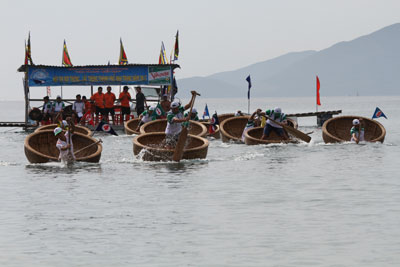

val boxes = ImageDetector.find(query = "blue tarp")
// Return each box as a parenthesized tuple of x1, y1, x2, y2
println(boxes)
(25, 65, 176, 87)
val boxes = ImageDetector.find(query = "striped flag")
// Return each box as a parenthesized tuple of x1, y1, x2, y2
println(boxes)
(25, 32, 33, 65)
(173, 30, 179, 61)
(62, 40, 72, 67)
(119, 38, 128, 65)
(158, 41, 168, 64)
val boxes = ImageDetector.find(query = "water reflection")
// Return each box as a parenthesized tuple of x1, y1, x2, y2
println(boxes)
(25, 161, 102, 176)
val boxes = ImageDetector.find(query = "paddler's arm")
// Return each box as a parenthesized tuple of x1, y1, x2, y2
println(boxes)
(66, 117, 75, 134)
(183, 91, 198, 110)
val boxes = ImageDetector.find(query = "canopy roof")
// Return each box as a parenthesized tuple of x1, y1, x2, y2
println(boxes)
(18, 64, 180, 87)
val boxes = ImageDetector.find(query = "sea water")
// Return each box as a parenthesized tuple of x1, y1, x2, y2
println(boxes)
(0, 96, 399, 267)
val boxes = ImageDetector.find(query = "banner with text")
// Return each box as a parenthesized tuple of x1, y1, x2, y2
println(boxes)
(27, 65, 173, 87)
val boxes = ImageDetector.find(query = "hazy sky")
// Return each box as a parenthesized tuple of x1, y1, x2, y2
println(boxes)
(1, 0, 400, 100)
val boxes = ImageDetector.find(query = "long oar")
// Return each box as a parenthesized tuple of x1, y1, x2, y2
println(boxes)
(266, 116, 311, 143)
(74, 139, 103, 155)
(172, 92, 200, 162)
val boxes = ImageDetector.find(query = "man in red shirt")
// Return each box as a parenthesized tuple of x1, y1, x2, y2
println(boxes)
(104, 86, 116, 124)
(119, 86, 132, 122)
(90, 87, 105, 124)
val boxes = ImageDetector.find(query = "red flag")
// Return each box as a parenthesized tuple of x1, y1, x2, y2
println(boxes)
(316, 76, 321, 106)
(62, 40, 72, 66)
(82, 110, 94, 126)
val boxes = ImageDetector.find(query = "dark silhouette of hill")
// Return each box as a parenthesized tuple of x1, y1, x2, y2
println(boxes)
(178, 23, 400, 97)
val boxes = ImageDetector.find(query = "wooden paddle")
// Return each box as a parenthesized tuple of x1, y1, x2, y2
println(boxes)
(266, 116, 312, 143)
(74, 139, 103, 155)
(172, 91, 200, 162)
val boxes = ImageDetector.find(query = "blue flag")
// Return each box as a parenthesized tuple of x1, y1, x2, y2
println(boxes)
(246, 75, 252, 99)
(203, 104, 210, 119)
(95, 121, 118, 135)
(372, 107, 387, 119)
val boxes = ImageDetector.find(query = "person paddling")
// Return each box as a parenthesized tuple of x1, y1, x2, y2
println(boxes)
(350, 118, 365, 143)
(54, 117, 76, 162)
(242, 109, 261, 142)
(136, 106, 156, 132)
(164, 91, 197, 148)
(260, 107, 288, 140)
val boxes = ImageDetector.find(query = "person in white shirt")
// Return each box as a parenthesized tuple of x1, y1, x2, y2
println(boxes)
(72, 94, 85, 123)
(54, 118, 75, 163)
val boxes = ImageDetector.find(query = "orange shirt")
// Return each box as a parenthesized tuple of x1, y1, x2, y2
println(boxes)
(84, 101, 91, 112)
(104, 92, 116, 108)
(91, 92, 105, 108)
(119, 92, 131, 107)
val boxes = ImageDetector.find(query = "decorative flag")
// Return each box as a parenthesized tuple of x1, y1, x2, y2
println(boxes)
(203, 104, 210, 119)
(119, 38, 128, 65)
(316, 76, 321, 106)
(95, 120, 118, 136)
(25, 32, 33, 65)
(209, 112, 219, 134)
(154, 103, 166, 119)
(158, 41, 167, 64)
(24, 40, 28, 65)
(82, 110, 95, 126)
(62, 40, 72, 66)
(246, 75, 252, 100)
(372, 107, 387, 119)
(171, 77, 178, 101)
(173, 30, 179, 61)
(46, 86, 51, 97)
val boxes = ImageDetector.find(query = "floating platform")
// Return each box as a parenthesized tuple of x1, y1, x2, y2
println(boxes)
(286, 110, 342, 126)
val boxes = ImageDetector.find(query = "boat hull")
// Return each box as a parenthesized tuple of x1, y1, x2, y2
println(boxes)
(124, 118, 141, 135)
(220, 116, 250, 143)
(35, 124, 92, 136)
(24, 130, 102, 163)
(200, 122, 221, 139)
(322, 115, 386, 143)
(139, 119, 207, 137)
(244, 127, 297, 145)
(133, 132, 209, 161)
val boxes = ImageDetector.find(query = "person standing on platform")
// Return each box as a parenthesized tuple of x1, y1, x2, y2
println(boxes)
(90, 87, 106, 124)
(42, 96, 53, 123)
(72, 94, 85, 123)
(119, 86, 132, 122)
(52, 95, 65, 121)
(135, 86, 147, 117)
(104, 86, 116, 124)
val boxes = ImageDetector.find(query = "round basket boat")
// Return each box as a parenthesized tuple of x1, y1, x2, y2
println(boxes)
(244, 126, 298, 145)
(218, 113, 235, 123)
(35, 124, 92, 136)
(139, 119, 207, 137)
(322, 115, 386, 143)
(133, 132, 209, 161)
(200, 122, 221, 139)
(220, 115, 250, 143)
(24, 130, 102, 163)
(124, 118, 141, 135)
